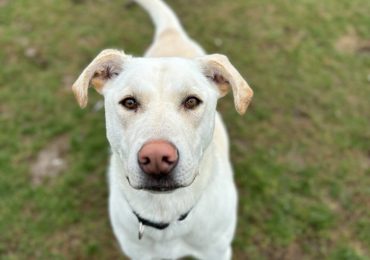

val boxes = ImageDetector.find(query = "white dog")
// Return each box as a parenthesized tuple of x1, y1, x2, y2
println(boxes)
(72, 0, 253, 259)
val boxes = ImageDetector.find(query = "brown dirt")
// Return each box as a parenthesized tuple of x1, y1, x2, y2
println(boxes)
(30, 135, 70, 186)
(335, 29, 370, 54)
(0, 0, 8, 7)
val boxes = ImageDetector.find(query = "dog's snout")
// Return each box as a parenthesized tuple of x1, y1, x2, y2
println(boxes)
(138, 140, 178, 176)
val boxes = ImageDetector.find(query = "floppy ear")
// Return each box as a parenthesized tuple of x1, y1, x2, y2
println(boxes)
(72, 49, 127, 108)
(197, 54, 253, 115)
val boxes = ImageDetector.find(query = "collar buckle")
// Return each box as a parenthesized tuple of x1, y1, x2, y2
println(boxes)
(138, 221, 145, 240)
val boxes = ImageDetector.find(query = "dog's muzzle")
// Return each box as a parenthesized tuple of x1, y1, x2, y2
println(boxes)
(135, 140, 180, 191)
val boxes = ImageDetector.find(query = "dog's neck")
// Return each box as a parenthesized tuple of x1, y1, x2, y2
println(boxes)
(134, 210, 190, 229)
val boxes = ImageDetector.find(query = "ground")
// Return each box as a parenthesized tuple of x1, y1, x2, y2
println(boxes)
(0, 0, 369, 259)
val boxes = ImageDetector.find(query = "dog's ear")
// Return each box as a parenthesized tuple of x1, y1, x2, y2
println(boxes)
(72, 49, 127, 108)
(196, 54, 253, 115)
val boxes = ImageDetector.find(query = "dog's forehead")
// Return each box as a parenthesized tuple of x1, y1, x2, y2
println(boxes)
(127, 57, 199, 75)
(116, 57, 205, 92)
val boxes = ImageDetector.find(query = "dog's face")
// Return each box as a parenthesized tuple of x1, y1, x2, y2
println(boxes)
(105, 57, 219, 191)
(72, 49, 253, 192)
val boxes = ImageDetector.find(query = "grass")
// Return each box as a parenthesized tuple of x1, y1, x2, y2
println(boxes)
(0, 0, 369, 259)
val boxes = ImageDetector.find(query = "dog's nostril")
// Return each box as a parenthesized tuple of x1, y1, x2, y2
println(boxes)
(140, 157, 150, 165)
(162, 156, 173, 165)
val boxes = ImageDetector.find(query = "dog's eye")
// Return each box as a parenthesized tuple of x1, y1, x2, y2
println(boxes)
(120, 97, 139, 110)
(183, 96, 202, 110)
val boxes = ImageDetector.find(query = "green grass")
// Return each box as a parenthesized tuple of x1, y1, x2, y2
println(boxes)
(0, 0, 369, 259)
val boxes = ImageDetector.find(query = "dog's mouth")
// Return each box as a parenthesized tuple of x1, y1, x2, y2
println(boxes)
(142, 185, 183, 193)
(126, 174, 197, 193)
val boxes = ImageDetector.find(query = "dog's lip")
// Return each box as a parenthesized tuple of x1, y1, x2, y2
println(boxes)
(126, 174, 197, 193)
(126, 176, 183, 192)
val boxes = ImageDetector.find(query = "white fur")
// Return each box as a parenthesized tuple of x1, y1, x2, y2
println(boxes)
(105, 57, 237, 259)
(72, 0, 254, 259)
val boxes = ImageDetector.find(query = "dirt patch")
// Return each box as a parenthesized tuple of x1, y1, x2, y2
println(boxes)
(0, 0, 8, 7)
(335, 29, 370, 54)
(0, 103, 12, 120)
(23, 46, 49, 69)
(30, 135, 69, 186)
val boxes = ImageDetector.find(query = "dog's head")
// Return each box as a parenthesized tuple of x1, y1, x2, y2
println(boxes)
(72, 49, 253, 192)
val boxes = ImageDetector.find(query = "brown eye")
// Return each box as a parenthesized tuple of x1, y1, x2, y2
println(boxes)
(120, 97, 138, 110)
(183, 96, 202, 110)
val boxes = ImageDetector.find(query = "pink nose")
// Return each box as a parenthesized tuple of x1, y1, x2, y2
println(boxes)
(138, 140, 178, 176)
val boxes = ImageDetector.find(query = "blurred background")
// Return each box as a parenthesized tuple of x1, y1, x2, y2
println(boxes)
(0, 0, 369, 259)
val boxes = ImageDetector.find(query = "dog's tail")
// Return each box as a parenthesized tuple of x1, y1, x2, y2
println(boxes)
(133, 0, 184, 38)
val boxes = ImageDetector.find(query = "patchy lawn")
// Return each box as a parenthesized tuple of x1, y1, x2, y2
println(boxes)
(0, 0, 369, 259)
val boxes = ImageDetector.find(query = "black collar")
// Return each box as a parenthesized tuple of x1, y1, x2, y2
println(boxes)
(133, 211, 190, 230)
